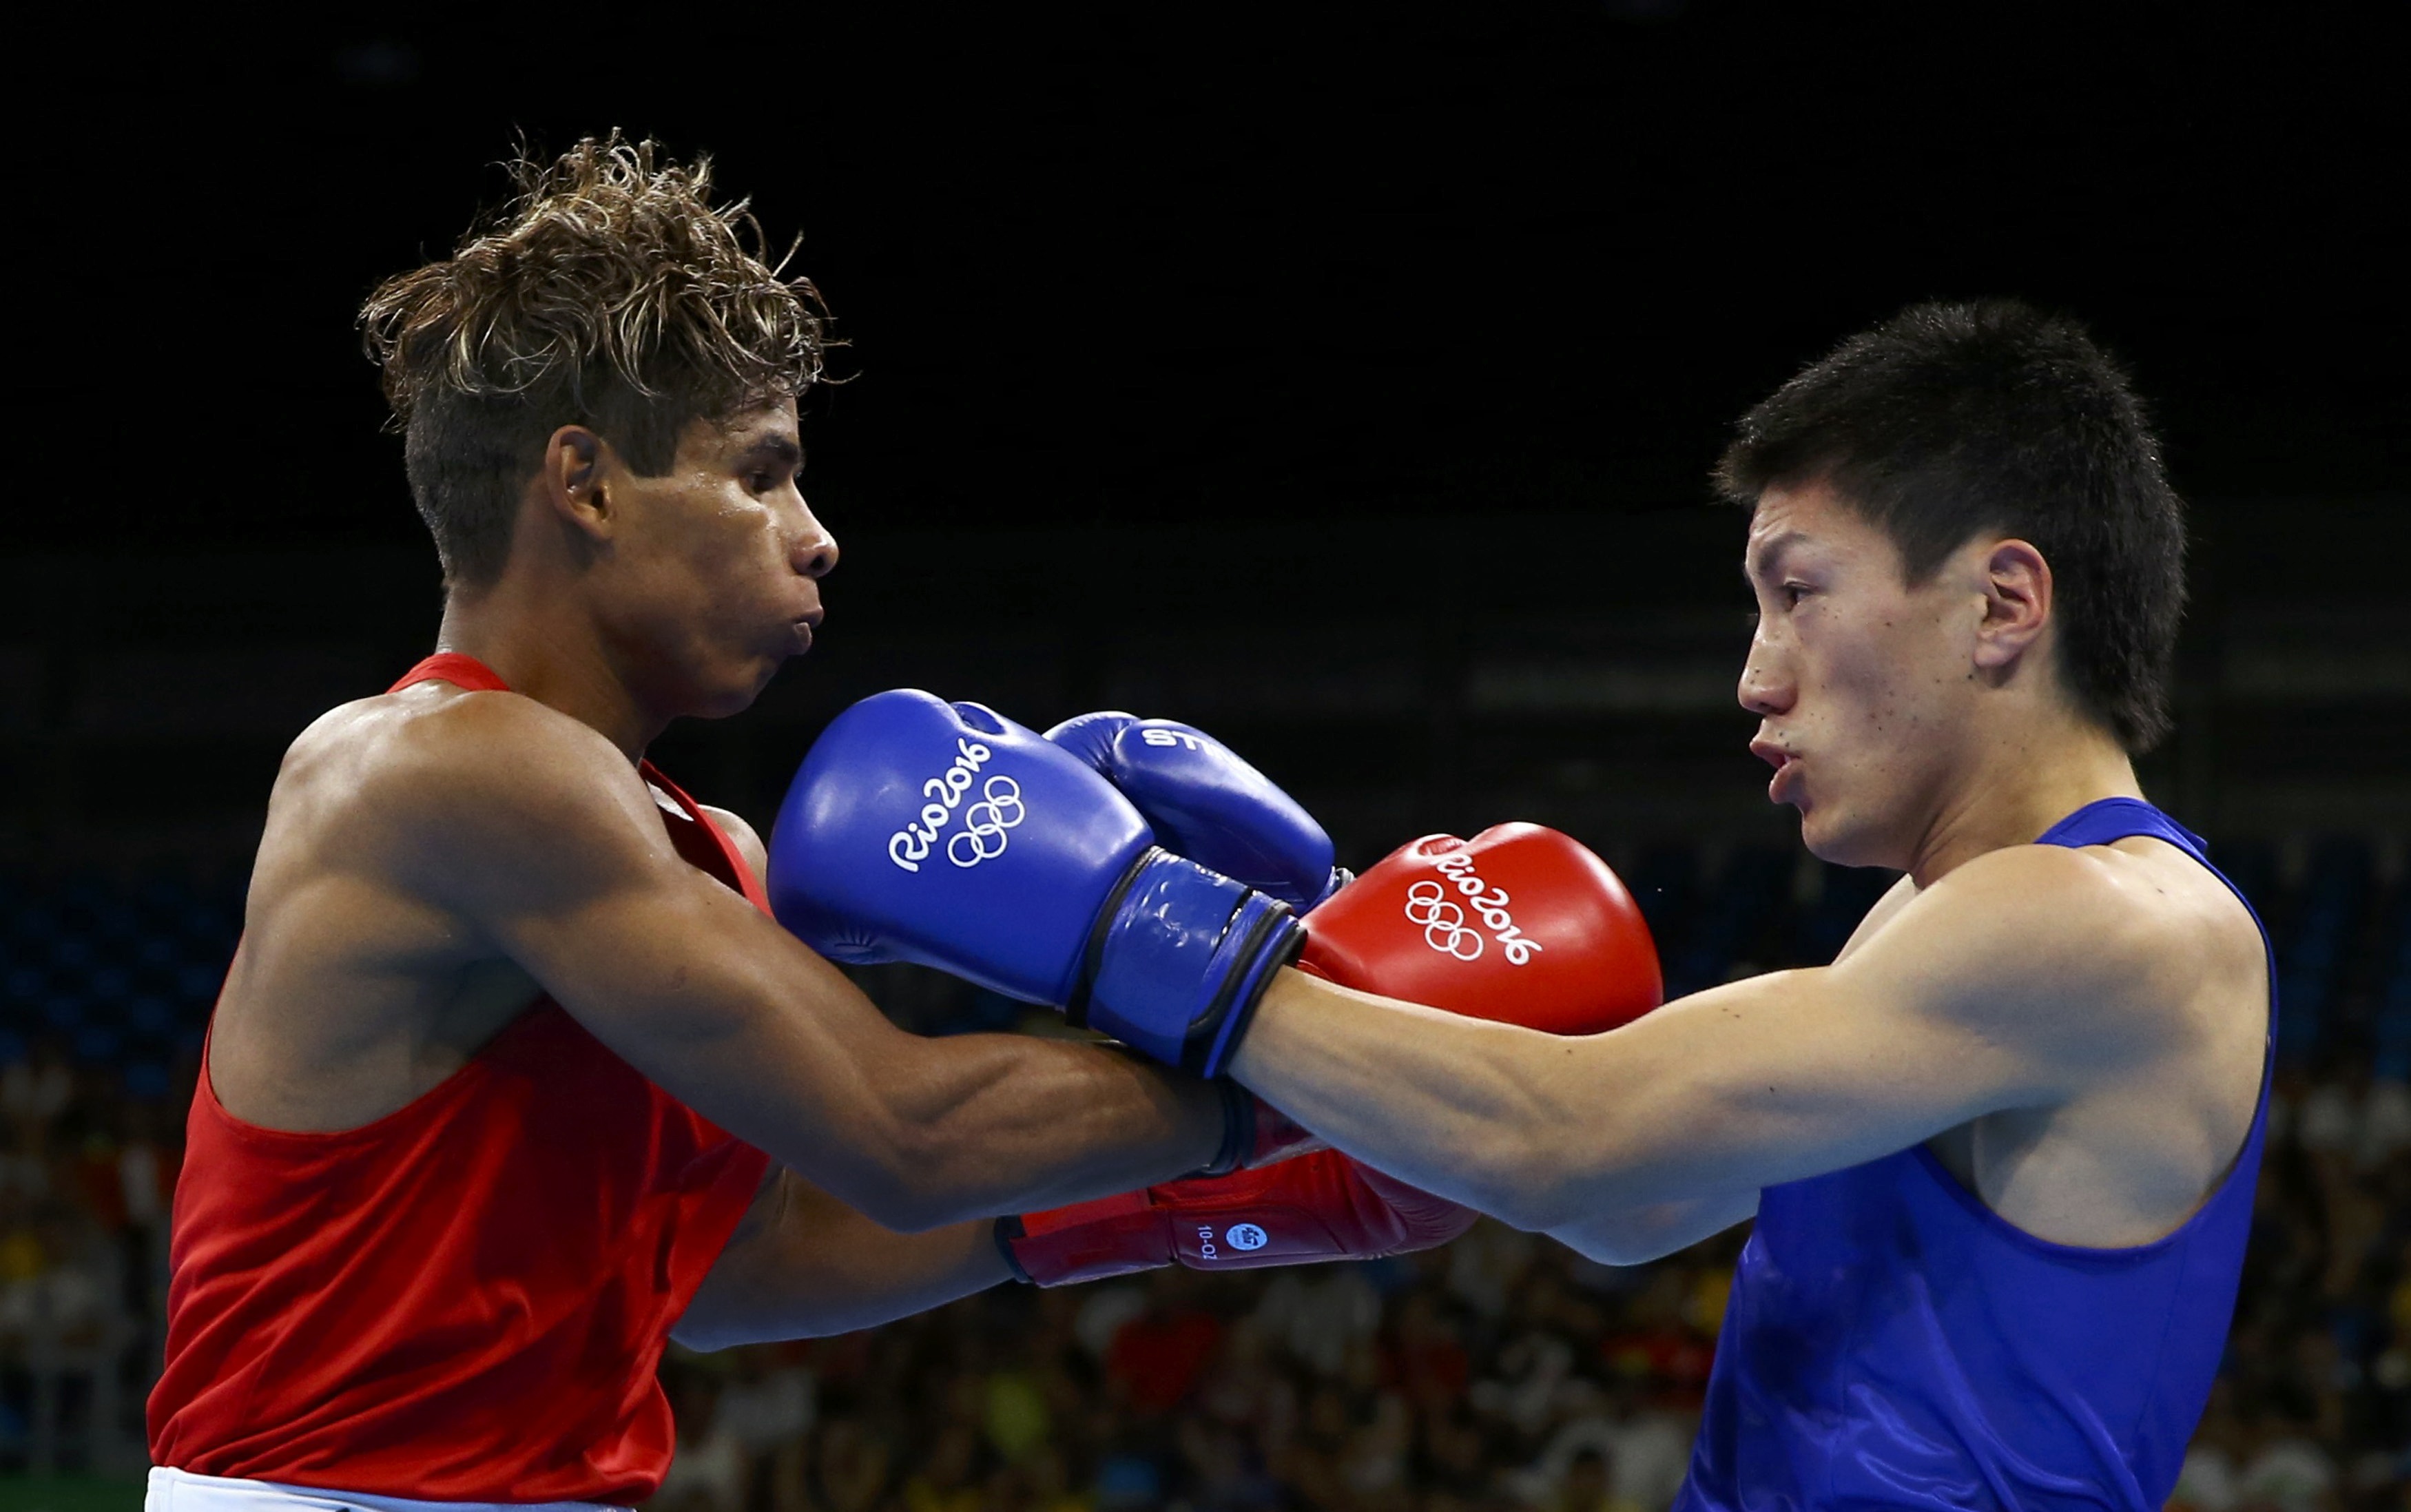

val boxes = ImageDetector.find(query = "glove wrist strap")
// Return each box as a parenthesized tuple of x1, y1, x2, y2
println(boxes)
(1082, 853, 1303, 1075)
(1191, 895, 1303, 1077)
(1065, 847, 1160, 1030)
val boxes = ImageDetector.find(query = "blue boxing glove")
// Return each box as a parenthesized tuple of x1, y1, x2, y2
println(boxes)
(769, 692, 1304, 1077)
(1044, 712, 1350, 913)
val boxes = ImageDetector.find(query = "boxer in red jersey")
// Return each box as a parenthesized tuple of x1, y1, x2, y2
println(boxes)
(143, 136, 1269, 1508)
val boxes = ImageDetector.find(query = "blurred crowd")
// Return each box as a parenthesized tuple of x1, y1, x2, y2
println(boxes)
(650, 1216, 1726, 1512)
(0, 1037, 178, 1469)
(637, 1068, 2411, 1512)
(2171, 1070, 2411, 1511)
(2, 858, 2408, 1506)
(651, 1210, 1726, 1512)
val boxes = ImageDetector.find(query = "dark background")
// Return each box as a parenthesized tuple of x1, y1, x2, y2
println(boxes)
(6, 3, 2405, 875)
(3, 3, 2410, 1489)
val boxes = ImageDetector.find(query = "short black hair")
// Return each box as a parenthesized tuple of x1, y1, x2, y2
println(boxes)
(1715, 299, 2186, 753)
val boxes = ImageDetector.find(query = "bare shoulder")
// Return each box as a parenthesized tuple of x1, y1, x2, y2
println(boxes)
(1853, 840, 2253, 1057)
(267, 683, 661, 901)
(1950, 838, 2250, 973)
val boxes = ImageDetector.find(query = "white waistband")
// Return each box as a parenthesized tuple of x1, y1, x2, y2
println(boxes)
(147, 1467, 629, 1512)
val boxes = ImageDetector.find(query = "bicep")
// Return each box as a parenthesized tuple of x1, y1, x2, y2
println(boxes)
(493, 837, 922, 1172)
(382, 701, 1225, 1232)
(386, 717, 922, 1196)
(1542, 871, 2133, 1211)
(1545, 969, 2026, 1207)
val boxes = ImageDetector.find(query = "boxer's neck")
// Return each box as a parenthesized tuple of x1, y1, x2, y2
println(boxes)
(1904, 707, 2144, 890)
(432, 572, 664, 763)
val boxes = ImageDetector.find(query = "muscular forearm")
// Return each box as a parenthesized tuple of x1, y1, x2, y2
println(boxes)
(674, 1172, 1012, 1349)
(848, 1033, 1225, 1230)
(1232, 968, 1664, 1230)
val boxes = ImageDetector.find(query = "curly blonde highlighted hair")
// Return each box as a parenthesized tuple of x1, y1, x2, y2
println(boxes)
(362, 133, 831, 586)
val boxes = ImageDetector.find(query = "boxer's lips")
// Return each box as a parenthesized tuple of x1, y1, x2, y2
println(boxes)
(1751, 738, 1801, 804)
(791, 610, 825, 654)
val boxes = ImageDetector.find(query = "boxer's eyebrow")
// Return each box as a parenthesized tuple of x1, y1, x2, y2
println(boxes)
(1749, 530, 1811, 582)
(736, 435, 803, 470)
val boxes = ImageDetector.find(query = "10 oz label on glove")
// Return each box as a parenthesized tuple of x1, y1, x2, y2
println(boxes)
(1198, 1223, 1270, 1260)
(888, 739, 1028, 872)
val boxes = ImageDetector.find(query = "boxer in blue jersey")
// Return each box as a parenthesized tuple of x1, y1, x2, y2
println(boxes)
(1221, 301, 2269, 1509)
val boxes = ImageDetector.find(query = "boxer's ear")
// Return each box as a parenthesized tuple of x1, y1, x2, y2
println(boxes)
(538, 424, 614, 542)
(1971, 537, 2052, 672)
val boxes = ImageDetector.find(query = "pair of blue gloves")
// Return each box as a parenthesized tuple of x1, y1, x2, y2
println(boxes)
(767, 691, 1347, 1081)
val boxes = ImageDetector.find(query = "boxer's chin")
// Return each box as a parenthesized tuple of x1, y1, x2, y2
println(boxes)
(1795, 802, 1870, 869)
(690, 657, 779, 721)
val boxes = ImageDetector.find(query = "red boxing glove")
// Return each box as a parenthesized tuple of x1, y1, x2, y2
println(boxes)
(1002, 1151, 1471, 1286)
(1002, 823, 1659, 1286)
(1299, 822, 1661, 1031)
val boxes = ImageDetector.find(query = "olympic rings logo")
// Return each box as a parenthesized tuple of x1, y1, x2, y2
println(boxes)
(1402, 854, 1544, 966)
(889, 736, 1011, 873)
(946, 776, 1027, 868)
(1406, 880, 1486, 961)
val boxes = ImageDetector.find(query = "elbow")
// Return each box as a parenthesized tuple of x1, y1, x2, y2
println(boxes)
(850, 1191, 963, 1235)
(831, 1119, 978, 1234)
(838, 1173, 956, 1236)
(1555, 1220, 1675, 1268)
(1455, 1123, 1591, 1234)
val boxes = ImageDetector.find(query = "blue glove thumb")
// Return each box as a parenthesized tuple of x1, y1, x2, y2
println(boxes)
(1044, 712, 1347, 913)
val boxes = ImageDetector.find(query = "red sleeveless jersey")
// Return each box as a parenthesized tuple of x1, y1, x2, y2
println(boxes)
(148, 652, 775, 1502)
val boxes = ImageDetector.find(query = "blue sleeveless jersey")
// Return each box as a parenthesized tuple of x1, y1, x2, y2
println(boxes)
(1675, 798, 2271, 1512)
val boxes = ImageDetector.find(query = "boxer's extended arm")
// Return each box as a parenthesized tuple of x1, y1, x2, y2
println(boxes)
(1233, 844, 2194, 1232)
(1534, 872, 1907, 1261)
(377, 694, 1222, 1232)
(673, 1168, 1011, 1348)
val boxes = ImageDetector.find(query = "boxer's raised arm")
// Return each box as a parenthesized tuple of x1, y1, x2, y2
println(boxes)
(1234, 843, 2208, 1232)
(375, 694, 1223, 1232)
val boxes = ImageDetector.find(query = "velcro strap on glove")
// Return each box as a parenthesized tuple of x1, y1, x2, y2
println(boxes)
(1079, 851, 1305, 1076)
